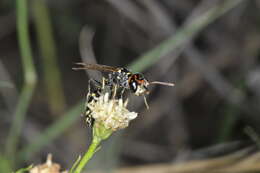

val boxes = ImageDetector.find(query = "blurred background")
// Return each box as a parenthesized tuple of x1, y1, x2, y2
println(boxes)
(1, 0, 260, 172)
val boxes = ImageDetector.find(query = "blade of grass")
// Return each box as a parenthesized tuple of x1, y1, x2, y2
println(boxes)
(244, 126, 260, 149)
(14, 165, 33, 173)
(128, 0, 245, 72)
(0, 154, 12, 173)
(32, 0, 66, 115)
(6, 0, 37, 162)
(217, 104, 240, 142)
(17, 102, 83, 162)
(217, 81, 245, 142)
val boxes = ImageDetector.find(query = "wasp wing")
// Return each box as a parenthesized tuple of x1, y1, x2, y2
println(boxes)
(72, 62, 120, 73)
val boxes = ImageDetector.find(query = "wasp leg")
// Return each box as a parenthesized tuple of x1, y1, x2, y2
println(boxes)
(107, 73, 115, 87)
(120, 88, 126, 99)
(86, 78, 102, 102)
(85, 79, 96, 112)
(112, 84, 118, 99)
(143, 96, 149, 109)
(87, 78, 101, 93)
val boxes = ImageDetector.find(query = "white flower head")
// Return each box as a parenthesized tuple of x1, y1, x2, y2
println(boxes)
(87, 91, 138, 131)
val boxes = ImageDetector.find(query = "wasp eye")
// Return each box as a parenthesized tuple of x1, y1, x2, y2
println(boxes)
(129, 81, 138, 93)
(136, 73, 144, 80)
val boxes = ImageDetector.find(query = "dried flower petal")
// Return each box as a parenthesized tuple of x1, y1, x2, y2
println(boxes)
(29, 154, 67, 173)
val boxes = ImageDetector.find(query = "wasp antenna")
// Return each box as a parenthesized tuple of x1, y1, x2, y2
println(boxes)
(143, 96, 149, 110)
(75, 62, 87, 65)
(72, 67, 86, 70)
(102, 77, 106, 89)
(72, 62, 86, 70)
(112, 85, 117, 99)
(149, 81, 175, 86)
(124, 98, 129, 107)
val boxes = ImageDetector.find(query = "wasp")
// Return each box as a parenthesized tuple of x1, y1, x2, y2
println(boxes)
(73, 62, 174, 97)
(74, 63, 174, 126)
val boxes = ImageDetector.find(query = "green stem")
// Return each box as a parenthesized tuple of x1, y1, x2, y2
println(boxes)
(6, 0, 37, 162)
(72, 136, 101, 173)
(32, 0, 66, 115)
(71, 123, 113, 173)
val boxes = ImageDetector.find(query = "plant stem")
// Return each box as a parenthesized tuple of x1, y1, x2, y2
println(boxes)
(6, 0, 37, 162)
(72, 136, 101, 173)
(32, 0, 66, 115)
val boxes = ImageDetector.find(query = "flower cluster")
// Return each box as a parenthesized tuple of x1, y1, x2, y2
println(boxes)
(87, 90, 138, 131)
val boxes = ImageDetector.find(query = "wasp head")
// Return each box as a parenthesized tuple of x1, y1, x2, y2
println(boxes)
(129, 73, 150, 96)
